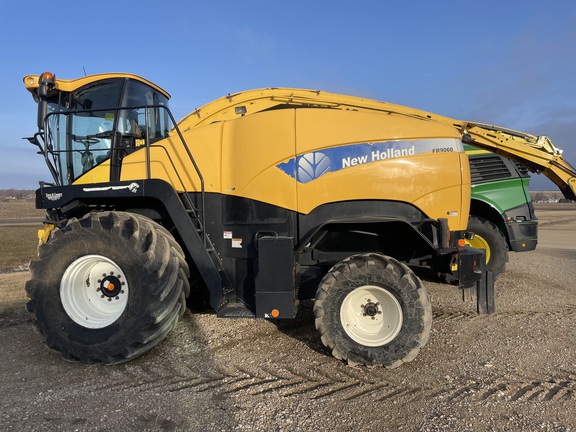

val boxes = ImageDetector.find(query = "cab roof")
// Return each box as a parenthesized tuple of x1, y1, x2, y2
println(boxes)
(23, 72, 171, 99)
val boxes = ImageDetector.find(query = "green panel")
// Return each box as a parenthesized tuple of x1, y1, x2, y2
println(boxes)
(471, 177, 530, 214)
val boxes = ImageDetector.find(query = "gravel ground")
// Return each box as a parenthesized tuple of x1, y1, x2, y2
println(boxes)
(0, 205, 574, 431)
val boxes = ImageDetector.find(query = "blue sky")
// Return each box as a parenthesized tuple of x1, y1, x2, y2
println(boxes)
(1, 0, 575, 190)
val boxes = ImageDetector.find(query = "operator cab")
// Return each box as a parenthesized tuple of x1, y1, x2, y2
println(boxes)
(25, 72, 171, 185)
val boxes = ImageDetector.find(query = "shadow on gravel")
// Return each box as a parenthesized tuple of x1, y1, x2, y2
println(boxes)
(0, 300, 32, 328)
(271, 300, 332, 358)
(409, 265, 447, 284)
(0, 298, 240, 431)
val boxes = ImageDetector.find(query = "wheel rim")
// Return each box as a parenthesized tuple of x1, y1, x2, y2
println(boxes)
(465, 234, 491, 263)
(340, 285, 403, 347)
(60, 255, 129, 329)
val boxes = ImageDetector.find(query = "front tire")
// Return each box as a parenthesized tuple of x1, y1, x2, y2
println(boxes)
(25, 211, 190, 364)
(314, 254, 431, 368)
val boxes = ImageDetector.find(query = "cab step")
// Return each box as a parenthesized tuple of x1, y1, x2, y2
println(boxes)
(217, 302, 255, 318)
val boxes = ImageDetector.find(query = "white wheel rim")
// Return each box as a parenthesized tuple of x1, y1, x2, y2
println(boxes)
(340, 285, 403, 347)
(60, 255, 129, 329)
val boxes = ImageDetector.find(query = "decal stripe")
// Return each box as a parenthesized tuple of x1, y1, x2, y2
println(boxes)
(277, 138, 462, 184)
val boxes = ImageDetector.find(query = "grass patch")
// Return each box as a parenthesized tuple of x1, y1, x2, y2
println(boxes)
(0, 225, 41, 271)
(0, 200, 44, 219)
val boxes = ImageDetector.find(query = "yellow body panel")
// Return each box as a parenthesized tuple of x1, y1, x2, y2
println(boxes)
(295, 109, 453, 148)
(181, 87, 575, 200)
(32, 74, 573, 202)
(74, 160, 111, 184)
(120, 122, 223, 192)
(412, 153, 470, 231)
(220, 110, 297, 211)
(293, 109, 467, 227)
(74, 106, 469, 230)
(295, 152, 466, 225)
(74, 123, 224, 191)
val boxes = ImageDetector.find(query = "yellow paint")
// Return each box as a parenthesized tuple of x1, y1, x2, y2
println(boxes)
(221, 110, 297, 211)
(23, 72, 170, 98)
(293, 109, 466, 227)
(37, 223, 55, 255)
(54, 79, 477, 231)
(119, 122, 223, 192)
(75, 103, 471, 231)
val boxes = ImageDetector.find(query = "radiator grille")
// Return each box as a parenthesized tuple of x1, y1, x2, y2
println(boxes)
(514, 161, 531, 177)
(469, 155, 512, 184)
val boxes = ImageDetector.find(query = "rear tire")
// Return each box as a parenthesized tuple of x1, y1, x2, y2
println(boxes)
(25, 211, 190, 364)
(314, 253, 431, 368)
(467, 215, 508, 278)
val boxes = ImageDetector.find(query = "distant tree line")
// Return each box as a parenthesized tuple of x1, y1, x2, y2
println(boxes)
(0, 189, 35, 200)
(530, 191, 574, 203)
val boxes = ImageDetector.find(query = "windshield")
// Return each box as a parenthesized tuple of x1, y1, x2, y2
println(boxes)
(44, 78, 171, 185)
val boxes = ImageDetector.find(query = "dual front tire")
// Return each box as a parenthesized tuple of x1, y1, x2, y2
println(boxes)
(26, 211, 190, 364)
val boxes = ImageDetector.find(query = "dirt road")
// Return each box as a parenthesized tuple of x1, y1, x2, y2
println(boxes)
(1, 205, 575, 431)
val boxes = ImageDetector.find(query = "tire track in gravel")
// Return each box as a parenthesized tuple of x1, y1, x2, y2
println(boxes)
(4, 287, 575, 407)
(51, 298, 575, 406)
(82, 358, 576, 404)
(433, 305, 576, 321)
(6, 298, 575, 406)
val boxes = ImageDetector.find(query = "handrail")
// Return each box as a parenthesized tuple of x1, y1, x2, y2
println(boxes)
(160, 106, 207, 243)
(43, 104, 208, 242)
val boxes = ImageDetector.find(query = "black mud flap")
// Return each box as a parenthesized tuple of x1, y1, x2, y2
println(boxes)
(461, 270, 495, 314)
(476, 270, 495, 314)
(458, 247, 495, 314)
(255, 236, 297, 319)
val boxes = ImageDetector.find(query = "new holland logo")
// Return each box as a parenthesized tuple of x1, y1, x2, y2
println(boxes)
(297, 152, 331, 184)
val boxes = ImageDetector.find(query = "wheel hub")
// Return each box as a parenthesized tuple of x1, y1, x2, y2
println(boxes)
(98, 274, 124, 298)
(361, 299, 382, 319)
